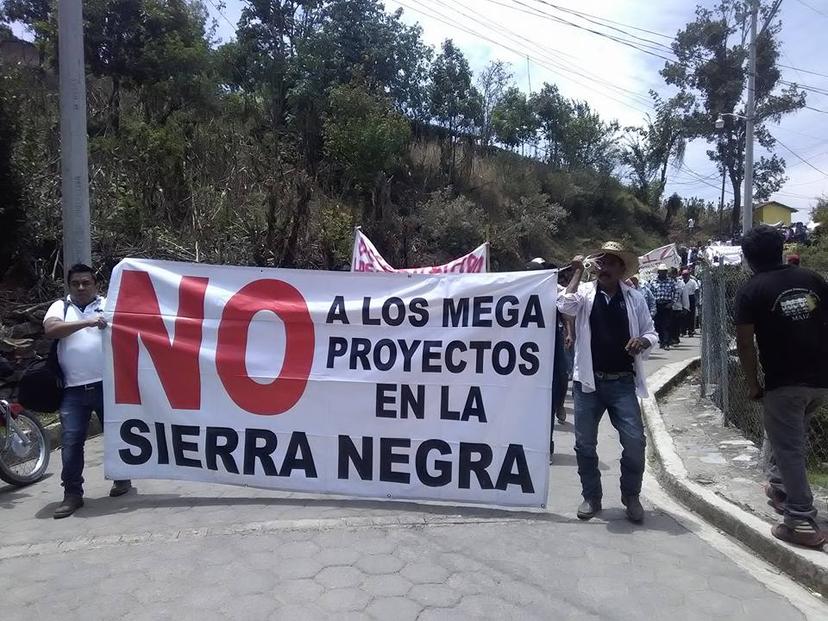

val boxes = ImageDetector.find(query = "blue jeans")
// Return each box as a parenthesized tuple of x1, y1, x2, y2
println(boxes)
(59, 382, 105, 497)
(573, 378, 646, 501)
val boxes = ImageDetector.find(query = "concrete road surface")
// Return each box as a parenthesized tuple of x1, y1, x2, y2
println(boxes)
(1, 336, 824, 619)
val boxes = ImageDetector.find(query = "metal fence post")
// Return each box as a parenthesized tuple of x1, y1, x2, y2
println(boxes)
(718, 273, 729, 426)
(700, 270, 710, 398)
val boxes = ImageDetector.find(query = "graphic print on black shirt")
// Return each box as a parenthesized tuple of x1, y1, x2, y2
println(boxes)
(735, 265, 828, 390)
(773, 288, 819, 322)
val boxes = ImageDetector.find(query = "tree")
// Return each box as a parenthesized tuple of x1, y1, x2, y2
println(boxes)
(491, 87, 536, 152)
(314, 1, 432, 116)
(665, 192, 682, 227)
(83, 0, 214, 130)
(559, 101, 619, 172)
(683, 196, 710, 224)
(3, 0, 53, 63)
(477, 60, 513, 149)
(623, 93, 687, 208)
(662, 0, 805, 234)
(323, 82, 410, 207)
(530, 83, 571, 168)
(428, 39, 482, 181)
(0, 72, 24, 274)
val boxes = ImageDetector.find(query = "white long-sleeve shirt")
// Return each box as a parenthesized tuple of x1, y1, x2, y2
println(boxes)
(672, 279, 690, 311)
(684, 277, 699, 297)
(557, 281, 658, 397)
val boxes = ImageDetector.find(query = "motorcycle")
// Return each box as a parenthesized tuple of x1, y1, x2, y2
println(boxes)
(0, 359, 50, 486)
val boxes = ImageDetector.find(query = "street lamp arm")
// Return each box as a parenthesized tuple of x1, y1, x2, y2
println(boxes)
(719, 112, 748, 120)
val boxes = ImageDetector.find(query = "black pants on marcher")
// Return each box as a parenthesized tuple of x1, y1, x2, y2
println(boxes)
(670, 309, 683, 344)
(654, 304, 672, 347)
(685, 295, 696, 336)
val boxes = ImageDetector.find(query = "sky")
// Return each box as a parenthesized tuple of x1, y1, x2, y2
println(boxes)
(10, 0, 828, 222)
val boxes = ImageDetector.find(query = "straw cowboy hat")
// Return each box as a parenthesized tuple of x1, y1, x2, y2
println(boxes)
(586, 241, 639, 278)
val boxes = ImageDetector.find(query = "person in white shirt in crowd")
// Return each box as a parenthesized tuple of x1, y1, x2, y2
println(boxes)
(43, 264, 132, 519)
(681, 269, 700, 337)
(669, 267, 687, 346)
(688, 241, 703, 266)
(558, 242, 658, 523)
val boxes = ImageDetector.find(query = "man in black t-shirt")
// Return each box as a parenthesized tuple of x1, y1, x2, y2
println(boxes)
(735, 225, 828, 548)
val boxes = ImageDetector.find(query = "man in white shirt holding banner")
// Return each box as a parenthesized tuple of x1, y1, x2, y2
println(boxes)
(43, 264, 132, 519)
(558, 242, 658, 523)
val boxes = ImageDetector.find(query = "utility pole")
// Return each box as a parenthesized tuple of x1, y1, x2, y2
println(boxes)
(719, 164, 727, 238)
(526, 56, 536, 158)
(742, 0, 758, 237)
(58, 0, 91, 278)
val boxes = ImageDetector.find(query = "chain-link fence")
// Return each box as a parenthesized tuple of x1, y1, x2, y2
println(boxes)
(699, 265, 828, 471)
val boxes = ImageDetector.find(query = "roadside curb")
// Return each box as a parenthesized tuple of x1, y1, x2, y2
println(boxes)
(643, 357, 828, 598)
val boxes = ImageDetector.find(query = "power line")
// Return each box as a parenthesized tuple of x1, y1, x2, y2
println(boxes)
(517, 0, 675, 52)
(443, 0, 656, 105)
(402, 0, 654, 114)
(520, 0, 675, 41)
(775, 137, 828, 176)
(779, 63, 828, 80)
(490, 0, 828, 100)
(203, 0, 236, 31)
(675, 162, 734, 196)
(775, 190, 823, 200)
(519, 2, 828, 119)
(783, 175, 828, 188)
(789, 149, 828, 168)
(480, 0, 676, 63)
(795, 0, 828, 18)
(780, 80, 828, 97)
(505, 0, 676, 62)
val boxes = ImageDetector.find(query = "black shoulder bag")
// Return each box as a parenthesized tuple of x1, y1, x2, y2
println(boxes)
(18, 300, 70, 412)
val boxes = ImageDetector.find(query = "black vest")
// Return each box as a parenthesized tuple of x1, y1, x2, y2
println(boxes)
(590, 288, 633, 373)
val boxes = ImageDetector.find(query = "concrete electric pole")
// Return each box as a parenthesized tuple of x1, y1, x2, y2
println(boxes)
(742, 1, 758, 236)
(58, 0, 91, 278)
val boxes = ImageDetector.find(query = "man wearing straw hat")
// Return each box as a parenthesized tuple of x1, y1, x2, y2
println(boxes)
(558, 242, 658, 523)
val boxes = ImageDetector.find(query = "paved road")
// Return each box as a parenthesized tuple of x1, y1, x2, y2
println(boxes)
(1, 337, 823, 619)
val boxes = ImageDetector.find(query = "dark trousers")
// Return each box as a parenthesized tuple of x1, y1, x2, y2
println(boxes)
(59, 382, 105, 497)
(670, 309, 683, 344)
(654, 304, 672, 347)
(763, 386, 828, 525)
(573, 378, 646, 500)
(550, 324, 569, 453)
(685, 295, 696, 336)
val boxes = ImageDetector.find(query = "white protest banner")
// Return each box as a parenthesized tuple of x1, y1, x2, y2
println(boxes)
(638, 243, 680, 272)
(351, 229, 489, 274)
(705, 245, 743, 265)
(103, 259, 555, 507)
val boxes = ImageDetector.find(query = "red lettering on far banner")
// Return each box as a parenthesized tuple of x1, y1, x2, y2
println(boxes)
(112, 271, 208, 409)
(215, 279, 314, 415)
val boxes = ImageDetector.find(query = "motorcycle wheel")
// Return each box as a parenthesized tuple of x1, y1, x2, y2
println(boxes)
(0, 410, 51, 486)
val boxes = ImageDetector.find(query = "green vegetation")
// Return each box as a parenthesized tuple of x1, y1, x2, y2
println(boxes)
(0, 0, 817, 293)
(797, 199, 828, 272)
